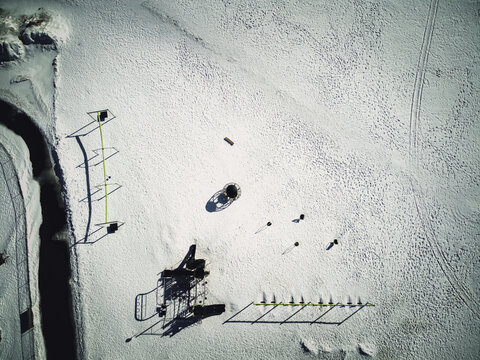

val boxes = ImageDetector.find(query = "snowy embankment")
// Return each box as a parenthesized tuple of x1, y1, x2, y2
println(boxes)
(0, 4, 69, 360)
(0, 124, 43, 360)
(0, 0, 479, 359)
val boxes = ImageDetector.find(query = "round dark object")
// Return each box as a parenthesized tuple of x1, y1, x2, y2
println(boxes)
(294, 242, 299, 246)
(333, 239, 338, 245)
(267, 222, 272, 226)
(300, 214, 305, 220)
(225, 184, 238, 199)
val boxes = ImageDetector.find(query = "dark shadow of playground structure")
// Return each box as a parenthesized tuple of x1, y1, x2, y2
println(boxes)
(0, 100, 77, 360)
(129, 245, 225, 341)
(223, 300, 371, 326)
(205, 183, 241, 213)
(205, 190, 232, 212)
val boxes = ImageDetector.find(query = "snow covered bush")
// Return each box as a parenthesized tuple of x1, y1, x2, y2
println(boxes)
(0, 8, 68, 63)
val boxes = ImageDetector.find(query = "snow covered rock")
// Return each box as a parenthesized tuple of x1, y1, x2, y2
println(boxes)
(20, 27, 55, 46)
(19, 10, 56, 46)
(0, 10, 20, 35)
(0, 38, 24, 62)
(0, 11, 23, 62)
(0, 8, 68, 63)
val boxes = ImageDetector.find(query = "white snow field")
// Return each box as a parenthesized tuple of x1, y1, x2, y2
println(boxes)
(0, 0, 479, 359)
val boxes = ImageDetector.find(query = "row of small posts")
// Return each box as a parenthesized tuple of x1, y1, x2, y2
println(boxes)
(255, 302, 374, 307)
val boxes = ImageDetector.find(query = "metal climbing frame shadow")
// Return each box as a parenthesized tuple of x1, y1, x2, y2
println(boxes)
(134, 266, 208, 323)
(158, 271, 207, 321)
(67, 109, 117, 138)
(223, 300, 374, 325)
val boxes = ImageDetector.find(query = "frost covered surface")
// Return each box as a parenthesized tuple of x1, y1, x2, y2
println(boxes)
(1, 0, 479, 359)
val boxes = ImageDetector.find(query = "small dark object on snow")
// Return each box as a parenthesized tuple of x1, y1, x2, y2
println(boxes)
(333, 239, 338, 245)
(294, 242, 299, 246)
(225, 185, 238, 198)
(224, 137, 234, 145)
(267, 222, 272, 226)
(299, 214, 305, 220)
(107, 222, 118, 234)
(99, 110, 108, 121)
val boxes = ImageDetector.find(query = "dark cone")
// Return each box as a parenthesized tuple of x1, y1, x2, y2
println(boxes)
(107, 223, 118, 234)
(99, 110, 108, 121)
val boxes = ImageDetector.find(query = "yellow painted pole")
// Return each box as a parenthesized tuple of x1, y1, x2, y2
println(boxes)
(97, 112, 108, 223)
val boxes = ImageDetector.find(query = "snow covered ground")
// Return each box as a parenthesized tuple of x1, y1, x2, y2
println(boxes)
(0, 0, 479, 359)
(0, 123, 43, 360)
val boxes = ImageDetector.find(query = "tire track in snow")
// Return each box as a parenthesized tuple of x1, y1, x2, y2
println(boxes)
(451, 204, 479, 229)
(408, 0, 480, 319)
(409, 0, 439, 163)
(410, 179, 480, 319)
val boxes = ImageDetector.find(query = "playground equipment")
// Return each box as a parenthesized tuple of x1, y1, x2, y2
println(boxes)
(85, 110, 123, 233)
(129, 245, 225, 341)
(223, 297, 374, 326)
(135, 245, 225, 324)
(254, 302, 374, 307)
(157, 245, 225, 320)
(223, 182, 241, 201)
